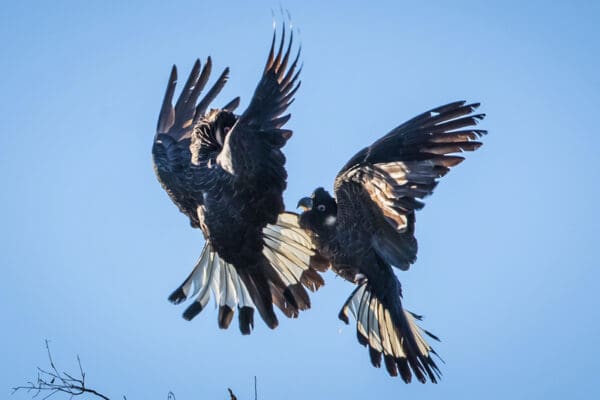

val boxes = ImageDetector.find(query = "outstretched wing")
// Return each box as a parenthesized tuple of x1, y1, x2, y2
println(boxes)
(334, 101, 486, 270)
(217, 24, 301, 193)
(152, 58, 239, 226)
(156, 57, 239, 141)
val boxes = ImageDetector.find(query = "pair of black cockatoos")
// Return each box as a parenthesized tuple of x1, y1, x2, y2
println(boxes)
(152, 25, 486, 383)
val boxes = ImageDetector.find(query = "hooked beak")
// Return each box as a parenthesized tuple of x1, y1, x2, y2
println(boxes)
(297, 197, 313, 211)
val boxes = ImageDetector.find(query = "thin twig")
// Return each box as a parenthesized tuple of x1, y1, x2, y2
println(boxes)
(227, 388, 237, 400)
(12, 340, 110, 400)
(14, 340, 243, 400)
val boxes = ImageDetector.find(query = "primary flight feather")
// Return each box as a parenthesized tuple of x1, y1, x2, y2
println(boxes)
(153, 25, 326, 334)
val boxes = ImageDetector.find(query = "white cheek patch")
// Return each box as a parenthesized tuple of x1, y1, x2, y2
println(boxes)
(325, 215, 337, 226)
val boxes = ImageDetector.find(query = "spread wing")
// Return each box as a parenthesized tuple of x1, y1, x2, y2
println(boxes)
(334, 101, 486, 270)
(156, 57, 239, 141)
(217, 24, 301, 193)
(152, 58, 239, 226)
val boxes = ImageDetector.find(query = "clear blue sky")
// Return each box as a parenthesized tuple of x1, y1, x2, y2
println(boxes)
(2, 1, 599, 399)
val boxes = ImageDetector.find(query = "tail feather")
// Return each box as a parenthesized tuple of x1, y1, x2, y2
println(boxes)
(168, 242, 260, 332)
(300, 268, 325, 291)
(269, 282, 298, 318)
(238, 267, 279, 330)
(169, 212, 326, 334)
(168, 243, 211, 305)
(238, 306, 255, 334)
(218, 305, 234, 329)
(339, 282, 441, 383)
(262, 212, 328, 314)
(287, 284, 311, 310)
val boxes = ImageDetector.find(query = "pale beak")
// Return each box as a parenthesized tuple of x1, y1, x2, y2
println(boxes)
(297, 197, 313, 211)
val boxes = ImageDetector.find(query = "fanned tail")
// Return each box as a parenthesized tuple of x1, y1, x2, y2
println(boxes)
(168, 242, 256, 333)
(339, 282, 441, 383)
(168, 212, 327, 334)
(261, 212, 329, 317)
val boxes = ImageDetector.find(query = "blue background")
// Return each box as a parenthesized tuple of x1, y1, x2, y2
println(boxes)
(2, 1, 599, 399)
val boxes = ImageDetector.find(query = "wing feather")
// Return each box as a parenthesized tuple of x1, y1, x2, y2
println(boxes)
(334, 101, 486, 270)
(216, 24, 301, 182)
(157, 66, 177, 133)
(152, 56, 240, 226)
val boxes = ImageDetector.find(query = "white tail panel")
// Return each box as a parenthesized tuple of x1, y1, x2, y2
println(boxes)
(169, 242, 256, 323)
(262, 212, 319, 288)
(169, 212, 324, 332)
(339, 282, 440, 383)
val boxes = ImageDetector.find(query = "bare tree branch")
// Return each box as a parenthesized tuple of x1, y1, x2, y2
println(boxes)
(227, 388, 237, 400)
(12, 340, 110, 400)
(13, 341, 247, 400)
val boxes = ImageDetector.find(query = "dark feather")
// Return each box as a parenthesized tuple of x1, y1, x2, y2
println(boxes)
(189, 57, 213, 106)
(369, 346, 382, 368)
(218, 305, 234, 329)
(182, 301, 204, 321)
(300, 268, 325, 292)
(238, 306, 254, 335)
(222, 96, 241, 112)
(239, 268, 278, 329)
(195, 67, 230, 119)
(287, 284, 311, 310)
(384, 355, 399, 377)
(173, 59, 201, 130)
(397, 358, 412, 383)
(168, 286, 187, 305)
(157, 65, 177, 133)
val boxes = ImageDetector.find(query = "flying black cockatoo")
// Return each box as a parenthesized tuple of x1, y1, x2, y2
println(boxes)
(152, 26, 326, 334)
(298, 101, 486, 382)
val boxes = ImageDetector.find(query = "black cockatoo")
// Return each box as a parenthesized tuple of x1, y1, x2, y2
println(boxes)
(298, 101, 486, 382)
(152, 26, 326, 334)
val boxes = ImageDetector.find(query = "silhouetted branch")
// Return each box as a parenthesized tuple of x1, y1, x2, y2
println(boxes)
(12, 340, 110, 400)
(13, 341, 245, 400)
(227, 388, 237, 400)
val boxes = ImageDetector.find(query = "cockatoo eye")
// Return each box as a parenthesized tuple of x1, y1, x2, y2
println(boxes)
(317, 204, 326, 212)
